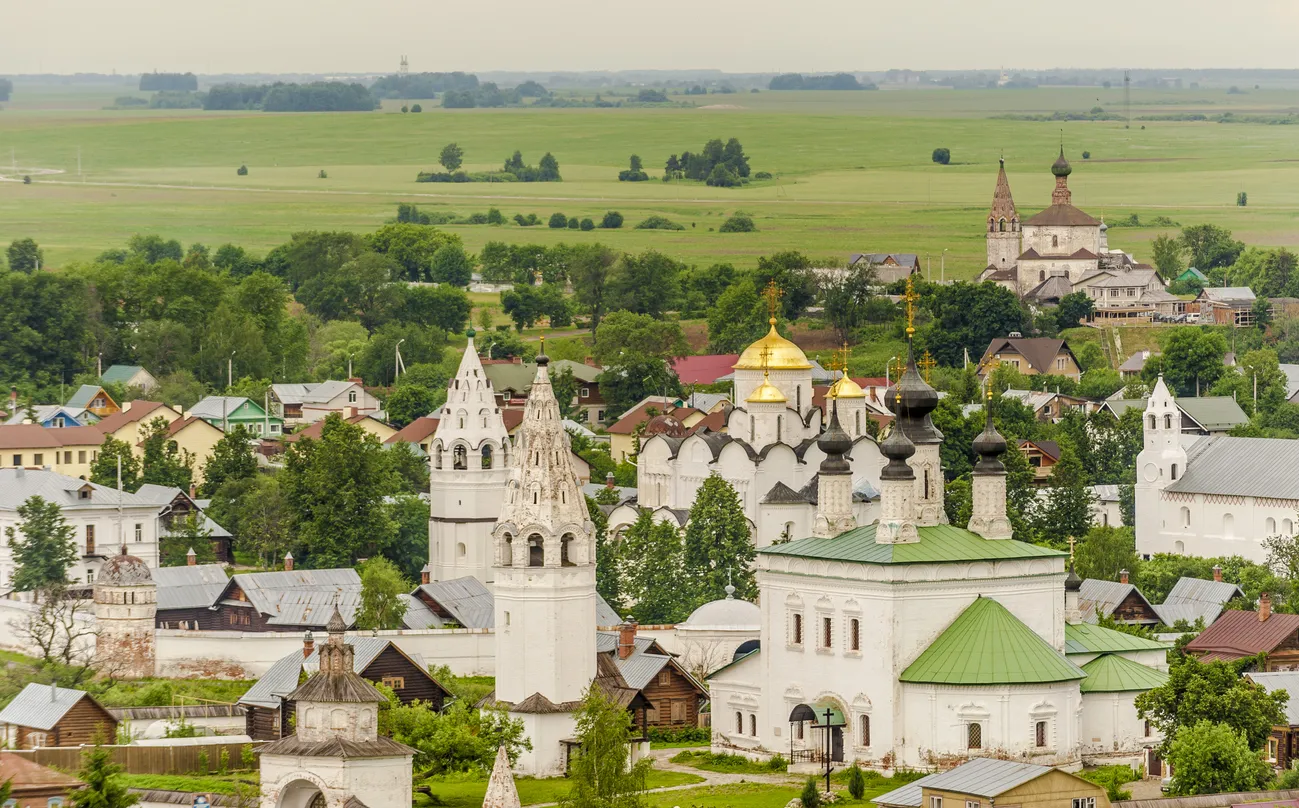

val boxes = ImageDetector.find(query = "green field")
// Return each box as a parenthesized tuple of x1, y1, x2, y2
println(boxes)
(3, 81, 1299, 273)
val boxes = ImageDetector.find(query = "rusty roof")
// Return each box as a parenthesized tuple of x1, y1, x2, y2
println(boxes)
(1184, 609, 1299, 659)
(1023, 204, 1101, 227)
(0, 751, 85, 791)
(0, 424, 106, 449)
(980, 337, 1076, 375)
(92, 401, 171, 434)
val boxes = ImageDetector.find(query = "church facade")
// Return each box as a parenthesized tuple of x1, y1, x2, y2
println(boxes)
(1135, 377, 1299, 563)
(708, 346, 1169, 770)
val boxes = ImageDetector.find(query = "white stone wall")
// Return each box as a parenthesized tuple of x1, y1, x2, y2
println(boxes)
(259, 753, 412, 808)
(1137, 491, 1297, 562)
(494, 566, 597, 704)
(1067, 648, 1167, 672)
(1022, 223, 1101, 261)
(511, 711, 577, 777)
(734, 368, 815, 421)
(1080, 691, 1158, 758)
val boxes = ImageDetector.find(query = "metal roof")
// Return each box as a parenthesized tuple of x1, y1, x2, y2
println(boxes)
(761, 523, 1064, 566)
(398, 595, 444, 629)
(0, 684, 93, 730)
(1177, 398, 1249, 433)
(66, 384, 109, 409)
(1184, 609, 1299, 658)
(1161, 577, 1243, 611)
(874, 757, 1056, 807)
(189, 396, 257, 420)
(900, 596, 1086, 685)
(1078, 579, 1156, 623)
(1246, 672, 1299, 725)
(596, 594, 623, 626)
(613, 652, 671, 691)
(0, 468, 156, 511)
(230, 569, 362, 627)
(271, 380, 355, 405)
(415, 577, 495, 629)
(1079, 653, 1169, 693)
(1201, 287, 1257, 303)
(100, 364, 147, 384)
(238, 649, 307, 708)
(1166, 436, 1299, 500)
(154, 564, 230, 610)
(2, 405, 93, 426)
(1063, 622, 1170, 655)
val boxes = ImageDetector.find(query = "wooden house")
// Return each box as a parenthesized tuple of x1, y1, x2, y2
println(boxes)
(1017, 439, 1061, 482)
(979, 337, 1082, 382)
(0, 752, 85, 807)
(206, 568, 361, 632)
(1246, 672, 1299, 770)
(1078, 576, 1161, 626)
(66, 385, 120, 418)
(1184, 596, 1299, 667)
(239, 636, 451, 740)
(599, 624, 708, 730)
(0, 684, 117, 749)
(875, 756, 1109, 808)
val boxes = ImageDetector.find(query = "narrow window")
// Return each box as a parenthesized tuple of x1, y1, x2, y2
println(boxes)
(1164, 414, 1173, 430)
(792, 613, 803, 645)
(1148, 415, 1156, 430)
(1171, 463, 1178, 481)
(1143, 720, 1151, 737)
(861, 715, 871, 747)
(748, 714, 757, 736)
(850, 618, 860, 651)
(134, 523, 142, 542)
(735, 712, 743, 733)
(85, 525, 95, 555)
(822, 616, 833, 649)
(796, 722, 804, 740)
(1035, 720, 1047, 748)
(967, 722, 982, 749)
(931, 798, 942, 808)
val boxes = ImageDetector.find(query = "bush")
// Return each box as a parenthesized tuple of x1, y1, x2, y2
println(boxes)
(801, 777, 821, 808)
(486, 207, 504, 225)
(318, 169, 328, 179)
(932, 147, 951, 165)
(568, 216, 581, 229)
(719, 213, 756, 233)
(754, 171, 773, 179)
(579, 218, 595, 231)
(705, 163, 742, 187)
(600, 211, 624, 229)
(401, 105, 409, 113)
(635, 215, 685, 231)
(513, 213, 540, 226)
(618, 169, 651, 182)
(1082, 151, 1091, 159)
(236, 165, 248, 176)
(548, 212, 568, 228)
(411, 103, 422, 112)
(847, 763, 866, 799)
(645, 726, 710, 744)
(1238, 191, 1248, 207)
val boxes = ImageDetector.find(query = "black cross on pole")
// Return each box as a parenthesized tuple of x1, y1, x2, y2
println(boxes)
(823, 707, 835, 794)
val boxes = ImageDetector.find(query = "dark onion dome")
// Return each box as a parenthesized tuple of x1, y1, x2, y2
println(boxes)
(97, 546, 153, 586)
(972, 397, 1008, 475)
(879, 396, 917, 482)
(326, 603, 348, 634)
(1065, 560, 1083, 592)
(884, 342, 942, 445)
(817, 400, 852, 474)
(645, 413, 687, 438)
(1051, 147, 1072, 178)
(466, 326, 476, 339)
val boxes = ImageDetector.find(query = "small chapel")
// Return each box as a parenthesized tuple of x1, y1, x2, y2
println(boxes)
(708, 336, 1171, 771)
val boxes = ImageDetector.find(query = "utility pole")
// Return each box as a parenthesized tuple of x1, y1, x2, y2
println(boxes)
(228, 350, 236, 389)
(394, 339, 406, 384)
(941, 248, 949, 283)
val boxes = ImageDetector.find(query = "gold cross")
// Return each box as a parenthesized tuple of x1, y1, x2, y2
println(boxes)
(887, 354, 906, 381)
(1067, 536, 1077, 561)
(759, 345, 772, 374)
(918, 350, 937, 384)
(901, 276, 921, 336)
(763, 280, 783, 322)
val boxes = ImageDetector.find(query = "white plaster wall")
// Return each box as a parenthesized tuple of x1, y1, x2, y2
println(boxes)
(1066, 649, 1167, 673)
(511, 711, 577, 777)
(1137, 491, 1298, 563)
(494, 565, 596, 705)
(0, 505, 159, 589)
(676, 627, 760, 676)
(260, 753, 412, 808)
(1090, 498, 1123, 528)
(1080, 691, 1158, 757)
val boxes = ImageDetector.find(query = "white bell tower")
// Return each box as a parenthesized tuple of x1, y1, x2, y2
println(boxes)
(428, 330, 512, 586)
(491, 344, 597, 776)
(1135, 376, 1187, 553)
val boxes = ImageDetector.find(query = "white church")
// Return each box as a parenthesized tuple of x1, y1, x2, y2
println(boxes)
(1135, 376, 1299, 562)
(708, 345, 1171, 771)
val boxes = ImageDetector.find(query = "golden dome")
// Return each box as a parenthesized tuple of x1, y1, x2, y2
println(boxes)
(746, 375, 788, 404)
(828, 375, 865, 399)
(734, 319, 812, 371)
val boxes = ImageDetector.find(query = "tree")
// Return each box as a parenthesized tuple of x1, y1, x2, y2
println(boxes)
(565, 244, 619, 333)
(755, 252, 817, 320)
(1056, 292, 1095, 330)
(1151, 234, 1185, 279)
(69, 739, 139, 808)
(385, 494, 431, 580)
(7, 238, 43, 273)
(439, 143, 464, 172)
(1181, 224, 1244, 270)
(921, 281, 1029, 367)
(801, 778, 822, 808)
(6, 496, 77, 591)
(389, 700, 530, 774)
(385, 383, 440, 428)
(618, 511, 687, 624)
(549, 212, 568, 228)
(367, 223, 460, 283)
(592, 311, 689, 365)
(199, 425, 258, 497)
(931, 148, 951, 165)
(208, 475, 291, 567)
(138, 417, 194, 490)
(159, 513, 215, 567)
(707, 280, 769, 353)
(1032, 444, 1093, 545)
(1136, 654, 1286, 754)
(1165, 720, 1272, 796)
(281, 414, 401, 567)
(560, 682, 651, 808)
(600, 211, 624, 229)
(597, 358, 682, 424)
(587, 496, 622, 614)
(355, 557, 410, 630)
(821, 262, 879, 340)
(12, 582, 98, 681)
(683, 475, 755, 607)
(847, 763, 866, 800)
(1148, 328, 1228, 396)
(608, 251, 683, 319)
(430, 244, 473, 287)
(1074, 526, 1138, 581)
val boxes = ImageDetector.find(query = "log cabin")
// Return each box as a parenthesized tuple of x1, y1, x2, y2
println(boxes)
(0, 684, 118, 749)
(599, 623, 708, 730)
(0, 751, 85, 807)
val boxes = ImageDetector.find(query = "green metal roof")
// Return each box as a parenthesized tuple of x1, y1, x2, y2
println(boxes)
(900, 596, 1086, 685)
(1064, 622, 1171, 655)
(705, 648, 759, 681)
(1079, 653, 1169, 693)
(66, 384, 108, 408)
(759, 523, 1065, 566)
(100, 364, 145, 384)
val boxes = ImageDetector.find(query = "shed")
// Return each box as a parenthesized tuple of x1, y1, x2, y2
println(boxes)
(0, 684, 118, 749)
(875, 756, 1109, 808)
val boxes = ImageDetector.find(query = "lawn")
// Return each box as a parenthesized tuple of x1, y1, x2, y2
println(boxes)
(641, 781, 892, 808)
(92, 677, 255, 708)
(669, 749, 789, 775)
(120, 772, 258, 796)
(4, 82, 1299, 272)
(419, 768, 704, 808)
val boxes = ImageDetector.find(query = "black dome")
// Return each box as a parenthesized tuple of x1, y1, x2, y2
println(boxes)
(817, 401, 852, 474)
(879, 395, 916, 482)
(884, 343, 942, 445)
(972, 398, 1008, 474)
(1051, 148, 1072, 178)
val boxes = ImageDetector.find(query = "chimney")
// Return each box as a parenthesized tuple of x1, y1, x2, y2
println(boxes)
(605, 472, 616, 490)
(186, 547, 197, 566)
(189, 482, 197, 499)
(585, 355, 596, 367)
(8, 388, 16, 414)
(1119, 569, 1129, 585)
(284, 552, 294, 572)
(349, 377, 364, 385)
(421, 569, 431, 585)
(618, 618, 638, 660)
(1213, 564, 1223, 583)
(513, 355, 523, 365)
(1260, 592, 1272, 622)
(303, 630, 315, 659)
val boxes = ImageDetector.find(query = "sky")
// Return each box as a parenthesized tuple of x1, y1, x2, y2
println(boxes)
(6, 0, 1299, 75)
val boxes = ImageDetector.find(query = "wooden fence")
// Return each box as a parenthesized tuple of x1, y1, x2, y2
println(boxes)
(7, 741, 264, 775)
(1116, 789, 1299, 808)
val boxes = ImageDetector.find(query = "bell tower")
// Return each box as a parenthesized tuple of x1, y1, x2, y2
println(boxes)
(986, 158, 1020, 272)
(1136, 376, 1187, 552)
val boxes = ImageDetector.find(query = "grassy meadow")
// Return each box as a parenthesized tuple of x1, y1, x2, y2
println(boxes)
(3, 81, 1299, 272)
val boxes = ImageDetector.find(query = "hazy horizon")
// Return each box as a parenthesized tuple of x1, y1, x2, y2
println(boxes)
(7, 0, 1299, 76)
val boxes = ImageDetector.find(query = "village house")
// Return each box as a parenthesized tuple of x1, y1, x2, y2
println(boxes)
(1245, 672, 1299, 770)
(101, 364, 160, 392)
(1183, 597, 1299, 666)
(143, 416, 227, 485)
(847, 252, 922, 285)
(0, 424, 106, 479)
(600, 622, 709, 730)
(282, 412, 397, 445)
(1101, 395, 1248, 436)
(66, 384, 120, 418)
(239, 635, 451, 740)
(0, 684, 118, 749)
(2, 395, 96, 427)
(269, 379, 381, 427)
(482, 358, 605, 424)
(152, 563, 232, 629)
(189, 396, 284, 437)
(1196, 286, 1258, 327)
(1078, 576, 1161, 626)
(1018, 439, 1061, 482)
(0, 751, 85, 807)
(197, 567, 362, 632)
(132, 484, 234, 563)
(979, 337, 1082, 382)
(875, 757, 1110, 808)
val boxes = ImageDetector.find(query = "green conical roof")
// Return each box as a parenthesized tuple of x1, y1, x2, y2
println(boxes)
(1078, 653, 1169, 693)
(900, 596, 1086, 685)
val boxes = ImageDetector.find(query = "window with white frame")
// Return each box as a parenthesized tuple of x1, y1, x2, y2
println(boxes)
(929, 798, 942, 808)
(1268, 737, 1279, 762)
(1072, 799, 1096, 808)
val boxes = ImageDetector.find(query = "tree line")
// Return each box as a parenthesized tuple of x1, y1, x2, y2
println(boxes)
(139, 72, 198, 92)
(203, 81, 378, 112)
(768, 73, 875, 90)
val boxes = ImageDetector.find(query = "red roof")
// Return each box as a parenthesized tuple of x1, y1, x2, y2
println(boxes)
(607, 403, 700, 435)
(0, 751, 84, 792)
(92, 400, 170, 434)
(0, 424, 106, 449)
(283, 413, 375, 443)
(671, 355, 740, 385)
(386, 417, 440, 445)
(1184, 609, 1299, 659)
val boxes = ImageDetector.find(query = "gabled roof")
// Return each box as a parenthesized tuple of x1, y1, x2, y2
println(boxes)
(899, 596, 1085, 685)
(190, 396, 270, 421)
(979, 337, 1076, 375)
(671, 355, 740, 385)
(414, 577, 495, 629)
(101, 364, 149, 384)
(0, 424, 106, 449)
(1199, 286, 1257, 304)
(1158, 576, 1244, 627)
(1246, 672, 1299, 725)
(850, 253, 920, 269)
(224, 568, 362, 627)
(1119, 351, 1154, 373)
(153, 564, 229, 610)
(1178, 267, 1209, 282)
(1166, 436, 1299, 499)
(1023, 204, 1101, 227)
(874, 756, 1059, 808)
(1024, 275, 1074, 303)
(0, 467, 155, 511)
(763, 481, 810, 504)
(1079, 653, 1168, 693)
(1177, 397, 1249, 433)
(385, 416, 440, 445)
(271, 380, 358, 405)
(284, 412, 384, 443)
(1063, 622, 1170, 655)
(2, 405, 94, 426)
(91, 401, 171, 433)
(761, 523, 1064, 566)
(0, 684, 99, 730)
(1184, 609, 1299, 659)
(67, 384, 115, 409)
(483, 359, 600, 395)
(1077, 578, 1157, 624)
(1018, 439, 1061, 462)
(0, 751, 84, 791)
(607, 400, 699, 435)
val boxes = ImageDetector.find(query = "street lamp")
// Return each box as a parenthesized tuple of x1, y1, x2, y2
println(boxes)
(941, 248, 949, 283)
(394, 339, 406, 384)
(228, 350, 237, 390)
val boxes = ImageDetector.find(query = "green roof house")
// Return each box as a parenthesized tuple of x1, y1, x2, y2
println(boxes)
(189, 396, 283, 437)
(101, 364, 160, 393)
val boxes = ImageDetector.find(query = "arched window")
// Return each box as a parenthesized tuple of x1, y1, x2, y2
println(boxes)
(797, 386, 802, 410)
(453, 445, 467, 470)
(1223, 513, 1235, 538)
(1285, 519, 1295, 536)
(1052, 235, 1059, 248)
(776, 415, 782, 443)
(456, 542, 466, 557)
(501, 533, 514, 566)
(1148, 415, 1156, 430)
(561, 533, 576, 567)
(855, 411, 861, 435)
(860, 715, 870, 747)
(1175, 540, 1185, 554)
(1171, 463, 1178, 481)
(967, 722, 982, 749)
(480, 409, 490, 428)
(999, 218, 1006, 232)
(735, 712, 743, 734)
(1039, 270, 1046, 282)
(528, 534, 545, 567)
(433, 442, 443, 469)
(1180, 506, 1191, 528)
(749, 417, 755, 444)
(457, 409, 466, 429)
(748, 714, 757, 736)
(481, 444, 493, 469)
(923, 468, 931, 500)
(1164, 414, 1173, 430)
(1267, 517, 1277, 535)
